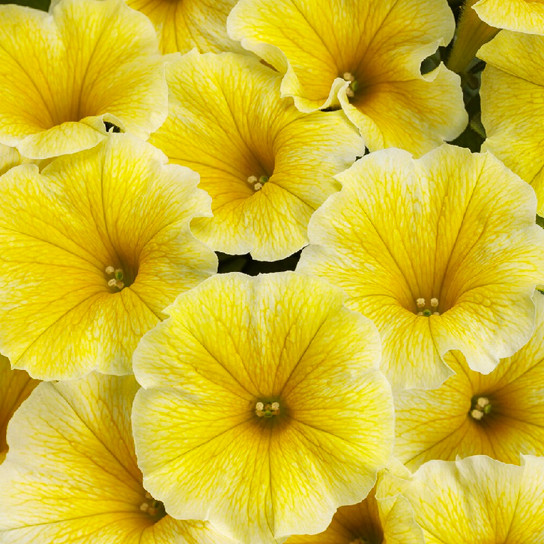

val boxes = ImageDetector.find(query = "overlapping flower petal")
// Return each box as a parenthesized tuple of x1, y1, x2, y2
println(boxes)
(0, 0, 168, 159)
(150, 51, 362, 260)
(0, 356, 39, 465)
(228, 0, 467, 155)
(479, 30, 544, 215)
(0, 373, 232, 544)
(395, 292, 544, 468)
(0, 134, 216, 380)
(286, 461, 423, 544)
(132, 272, 393, 544)
(125, 0, 242, 54)
(298, 145, 544, 389)
(401, 455, 544, 542)
(474, 0, 544, 34)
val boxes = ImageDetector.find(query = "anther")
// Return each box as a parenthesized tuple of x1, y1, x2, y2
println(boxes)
(343, 72, 359, 98)
(416, 298, 426, 308)
(248, 174, 269, 192)
(430, 298, 439, 307)
(105, 265, 125, 291)
(470, 396, 492, 421)
(255, 401, 280, 418)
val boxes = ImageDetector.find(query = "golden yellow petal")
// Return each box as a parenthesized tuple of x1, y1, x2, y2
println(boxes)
(403, 456, 544, 542)
(0, 356, 39, 464)
(474, 0, 544, 34)
(480, 31, 544, 215)
(126, 0, 241, 54)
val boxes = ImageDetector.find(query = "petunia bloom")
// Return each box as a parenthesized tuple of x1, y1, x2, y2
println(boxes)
(0, 373, 234, 544)
(400, 455, 544, 542)
(473, 0, 544, 34)
(395, 292, 544, 469)
(0, 0, 168, 159)
(149, 51, 363, 260)
(0, 356, 39, 465)
(132, 272, 394, 544)
(228, 0, 467, 156)
(297, 145, 544, 390)
(0, 134, 216, 380)
(124, 0, 242, 54)
(479, 31, 544, 215)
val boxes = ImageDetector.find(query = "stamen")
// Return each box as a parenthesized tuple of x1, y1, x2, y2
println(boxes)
(415, 297, 440, 316)
(247, 174, 270, 192)
(255, 401, 280, 418)
(343, 72, 359, 98)
(470, 396, 492, 421)
(139, 491, 166, 520)
(105, 265, 125, 291)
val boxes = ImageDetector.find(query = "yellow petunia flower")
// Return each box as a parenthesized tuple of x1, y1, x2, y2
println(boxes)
(150, 51, 363, 261)
(401, 455, 544, 542)
(474, 0, 544, 34)
(124, 0, 242, 54)
(0, 0, 168, 160)
(0, 373, 234, 544)
(395, 290, 544, 469)
(132, 272, 394, 544)
(479, 31, 544, 215)
(228, 0, 467, 156)
(298, 145, 544, 390)
(0, 134, 216, 380)
(0, 356, 39, 465)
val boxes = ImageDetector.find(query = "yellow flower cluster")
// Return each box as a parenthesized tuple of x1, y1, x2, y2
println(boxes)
(0, 0, 544, 542)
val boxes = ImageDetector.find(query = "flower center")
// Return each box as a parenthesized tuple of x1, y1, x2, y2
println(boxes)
(343, 72, 360, 98)
(247, 174, 269, 191)
(139, 491, 166, 521)
(105, 265, 125, 291)
(415, 297, 440, 316)
(255, 401, 280, 418)
(470, 396, 492, 421)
